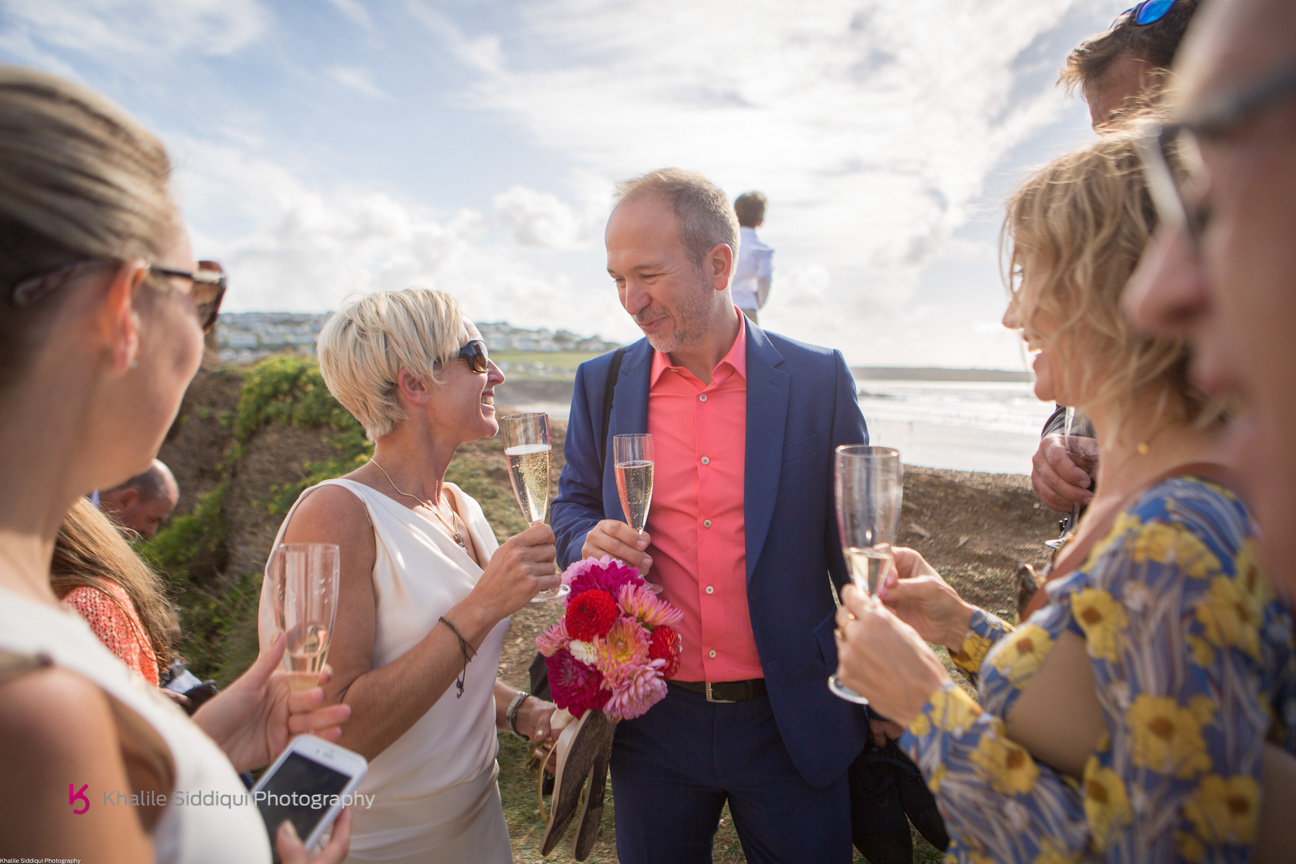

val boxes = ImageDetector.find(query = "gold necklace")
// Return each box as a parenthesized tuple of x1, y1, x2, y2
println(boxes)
(370, 459, 466, 549)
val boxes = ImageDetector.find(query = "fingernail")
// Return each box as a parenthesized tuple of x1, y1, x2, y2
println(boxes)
(280, 820, 299, 841)
(636, 539, 648, 549)
(641, 557, 651, 568)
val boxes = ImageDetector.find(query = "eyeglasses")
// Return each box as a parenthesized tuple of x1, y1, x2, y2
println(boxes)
(9, 257, 227, 334)
(1138, 60, 1296, 249)
(147, 260, 227, 333)
(456, 339, 490, 374)
(1111, 0, 1198, 29)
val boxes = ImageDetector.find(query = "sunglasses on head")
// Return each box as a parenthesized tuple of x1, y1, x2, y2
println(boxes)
(456, 339, 490, 374)
(1111, 0, 1199, 29)
(9, 257, 228, 333)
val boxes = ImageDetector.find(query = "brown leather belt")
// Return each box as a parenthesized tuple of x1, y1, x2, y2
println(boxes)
(669, 679, 767, 703)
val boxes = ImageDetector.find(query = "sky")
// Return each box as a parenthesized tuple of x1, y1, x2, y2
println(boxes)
(0, 0, 1120, 370)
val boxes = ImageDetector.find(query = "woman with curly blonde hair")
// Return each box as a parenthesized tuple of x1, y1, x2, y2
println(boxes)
(832, 126, 1295, 861)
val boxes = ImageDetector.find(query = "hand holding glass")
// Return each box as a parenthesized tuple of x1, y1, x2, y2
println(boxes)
(270, 543, 340, 692)
(829, 445, 902, 705)
(501, 413, 565, 602)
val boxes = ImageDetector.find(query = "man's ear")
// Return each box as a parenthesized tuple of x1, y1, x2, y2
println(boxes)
(100, 259, 149, 374)
(396, 368, 432, 406)
(119, 488, 140, 508)
(706, 243, 734, 292)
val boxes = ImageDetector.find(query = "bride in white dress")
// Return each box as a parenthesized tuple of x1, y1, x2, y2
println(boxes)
(259, 288, 562, 863)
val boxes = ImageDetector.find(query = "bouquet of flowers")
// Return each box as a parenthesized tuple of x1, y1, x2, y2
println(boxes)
(537, 556, 683, 721)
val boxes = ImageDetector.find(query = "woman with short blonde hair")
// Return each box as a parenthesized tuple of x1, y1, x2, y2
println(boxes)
(261, 286, 561, 863)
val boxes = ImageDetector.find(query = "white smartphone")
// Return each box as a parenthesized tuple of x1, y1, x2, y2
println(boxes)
(252, 734, 368, 859)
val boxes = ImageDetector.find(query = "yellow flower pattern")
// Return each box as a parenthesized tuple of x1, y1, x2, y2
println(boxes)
(1082, 765, 1132, 852)
(1070, 588, 1127, 662)
(900, 476, 1296, 863)
(1183, 774, 1260, 845)
(1126, 694, 1212, 778)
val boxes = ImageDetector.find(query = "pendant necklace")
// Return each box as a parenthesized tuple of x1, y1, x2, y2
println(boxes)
(370, 459, 467, 549)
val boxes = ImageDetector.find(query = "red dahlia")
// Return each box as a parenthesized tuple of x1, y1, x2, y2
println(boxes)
(565, 589, 618, 641)
(648, 625, 681, 679)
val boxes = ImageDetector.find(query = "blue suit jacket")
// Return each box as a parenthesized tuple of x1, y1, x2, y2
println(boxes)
(551, 323, 871, 789)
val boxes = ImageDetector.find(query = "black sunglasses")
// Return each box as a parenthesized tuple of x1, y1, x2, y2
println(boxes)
(456, 339, 490, 374)
(1139, 60, 1296, 248)
(9, 258, 227, 334)
(1112, 0, 1198, 29)
(147, 260, 227, 333)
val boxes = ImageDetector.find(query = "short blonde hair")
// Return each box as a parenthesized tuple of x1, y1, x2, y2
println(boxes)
(0, 65, 174, 394)
(1002, 124, 1220, 434)
(316, 288, 465, 441)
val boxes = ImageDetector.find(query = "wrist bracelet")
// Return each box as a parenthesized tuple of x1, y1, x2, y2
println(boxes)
(506, 690, 531, 741)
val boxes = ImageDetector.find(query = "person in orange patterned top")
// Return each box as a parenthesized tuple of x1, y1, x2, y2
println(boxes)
(52, 497, 177, 686)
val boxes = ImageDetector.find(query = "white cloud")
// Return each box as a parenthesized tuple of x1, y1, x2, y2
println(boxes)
(407, 0, 1094, 363)
(2, 0, 271, 60)
(491, 185, 600, 249)
(326, 0, 374, 31)
(327, 65, 392, 101)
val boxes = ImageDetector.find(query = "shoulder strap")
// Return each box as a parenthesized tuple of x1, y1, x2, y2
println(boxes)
(599, 347, 627, 474)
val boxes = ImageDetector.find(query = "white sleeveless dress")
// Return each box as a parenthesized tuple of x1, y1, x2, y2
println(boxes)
(258, 479, 512, 864)
(0, 587, 271, 862)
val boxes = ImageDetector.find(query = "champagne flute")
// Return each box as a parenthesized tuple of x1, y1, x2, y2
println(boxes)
(613, 434, 654, 534)
(501, 413, 566, 602)
(1060, 407, 1098, 537)
(829, 445, 902, 705)
(270, 543, 340, 692)
(614, 434, 661, 593)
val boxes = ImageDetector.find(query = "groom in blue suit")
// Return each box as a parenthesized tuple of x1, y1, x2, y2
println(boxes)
(552, 168, 878, 863)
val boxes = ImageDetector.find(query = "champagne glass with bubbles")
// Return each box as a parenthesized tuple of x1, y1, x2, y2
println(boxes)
(271, 543, 340, 692)
(829, 445, 902, 705)
(614, 434, 662, 593)
(614, 434, 654, 534)
(501, 413, 566, 602)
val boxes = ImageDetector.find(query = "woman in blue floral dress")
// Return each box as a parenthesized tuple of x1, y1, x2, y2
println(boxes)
(833, 127, 1296, 862)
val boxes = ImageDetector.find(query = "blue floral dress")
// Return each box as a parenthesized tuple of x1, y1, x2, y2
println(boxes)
(903, 476, 1296, 862)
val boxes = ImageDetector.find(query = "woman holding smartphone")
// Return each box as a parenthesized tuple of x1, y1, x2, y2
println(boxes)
(0, 66, 351, 862)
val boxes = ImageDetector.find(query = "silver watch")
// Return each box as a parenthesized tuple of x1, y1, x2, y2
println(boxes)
(506, 690, 531, 741)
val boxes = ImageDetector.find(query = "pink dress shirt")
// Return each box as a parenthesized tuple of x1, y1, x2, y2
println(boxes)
(645, 311, 762, 682)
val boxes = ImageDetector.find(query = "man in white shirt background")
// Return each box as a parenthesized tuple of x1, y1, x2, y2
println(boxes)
(731, 191, 773, 324)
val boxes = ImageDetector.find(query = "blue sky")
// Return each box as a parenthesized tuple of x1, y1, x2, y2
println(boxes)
(0, 0, 1118, 369)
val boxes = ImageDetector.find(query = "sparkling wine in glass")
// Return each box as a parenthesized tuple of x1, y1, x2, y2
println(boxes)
(501, 413, 566, 602)
(270, 543, 340, 692)
(829, 445, 902, 705)
(614, 434, 654, 534)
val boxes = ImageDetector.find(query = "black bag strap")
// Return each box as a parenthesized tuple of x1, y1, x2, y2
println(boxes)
(600, 346, 627, 474)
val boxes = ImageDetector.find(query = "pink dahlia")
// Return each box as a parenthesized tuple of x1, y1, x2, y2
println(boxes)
(545, 649, 605, 718)
(536, 619, 570, 657)
(604, 661, 669, 721)
(595, 617, 649, 675)
(564, 555, 642, 599)
(618, 583, 684, 629)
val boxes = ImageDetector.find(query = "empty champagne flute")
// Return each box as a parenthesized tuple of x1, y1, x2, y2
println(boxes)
(270, 543, 340, 692)
(501, 413, 566, 602)
(829, 445, 902, 705)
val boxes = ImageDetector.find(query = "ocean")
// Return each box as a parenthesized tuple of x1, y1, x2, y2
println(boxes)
(500, 376, 1051, 476)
